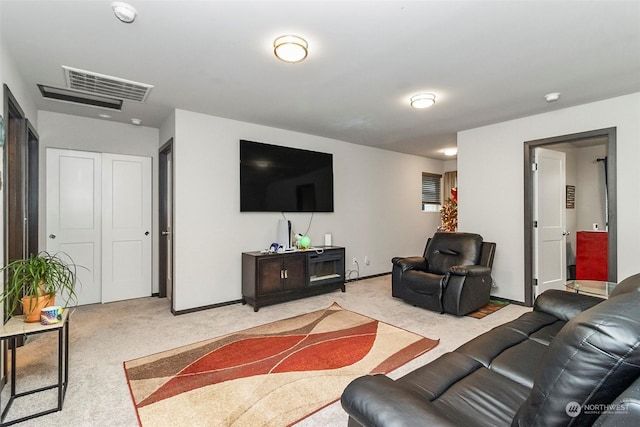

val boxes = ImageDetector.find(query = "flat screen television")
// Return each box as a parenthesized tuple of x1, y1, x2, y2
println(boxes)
(240, 140, 334, 212)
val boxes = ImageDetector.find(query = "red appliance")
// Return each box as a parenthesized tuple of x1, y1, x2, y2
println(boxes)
(576, 231, 608, 281)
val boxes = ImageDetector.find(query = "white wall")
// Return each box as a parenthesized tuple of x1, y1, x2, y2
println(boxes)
(2, 33, 40, 278)
(1, 28, 39, 382)
(171, 109, 443, 311)
(459, 92, 640, 302)
(36, 111, 161, 293)
(576, 145, 607, 232)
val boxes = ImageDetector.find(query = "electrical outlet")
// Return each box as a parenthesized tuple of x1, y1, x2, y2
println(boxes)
(364, 256, 370, 265)
(352, 257, 357, 265)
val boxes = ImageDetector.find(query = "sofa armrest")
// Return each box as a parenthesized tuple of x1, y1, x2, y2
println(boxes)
(449, 265, 491, 277)
(392, 256, 428, 272)
(533, 289, 603, 321)
(341, 374, 458, 427)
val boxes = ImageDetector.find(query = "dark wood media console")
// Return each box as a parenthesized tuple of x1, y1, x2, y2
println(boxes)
(242, 246, 345, 312)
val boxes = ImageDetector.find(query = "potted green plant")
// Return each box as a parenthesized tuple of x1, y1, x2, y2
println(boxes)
(0, 251, 78, 322)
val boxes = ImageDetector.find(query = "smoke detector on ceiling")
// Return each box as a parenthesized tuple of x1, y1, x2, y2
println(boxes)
(544, 92, 561, 102)
(112, 2, 137, 24)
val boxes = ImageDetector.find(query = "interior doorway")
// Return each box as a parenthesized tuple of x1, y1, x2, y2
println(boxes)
(159, 139, 174, 312)
(523, 128, 617, 306)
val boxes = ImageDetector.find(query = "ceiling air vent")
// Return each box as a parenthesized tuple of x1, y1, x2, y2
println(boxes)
(62, 66, 153, 103)
(38, 84, 123, 111)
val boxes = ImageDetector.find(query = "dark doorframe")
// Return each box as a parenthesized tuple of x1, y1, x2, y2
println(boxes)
(158, 139, 174, 309)
(25, 120, 39, 257)
(523, 127, 617, 306)
(3, 85, 27, 273)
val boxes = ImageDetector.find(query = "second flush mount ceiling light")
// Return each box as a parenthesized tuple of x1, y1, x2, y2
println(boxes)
(273, 35, 308, 63)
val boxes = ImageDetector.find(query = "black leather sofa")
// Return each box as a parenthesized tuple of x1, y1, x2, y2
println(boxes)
(341, 273, 640, 426)
(392, 232, 496, 316)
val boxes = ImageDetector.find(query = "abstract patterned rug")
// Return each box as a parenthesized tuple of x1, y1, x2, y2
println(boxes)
(467, 299, 510, 319)
(124, 303, 438, 427)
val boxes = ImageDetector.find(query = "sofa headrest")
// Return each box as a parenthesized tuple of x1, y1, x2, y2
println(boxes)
(424, 232, 483, 275)
(512, 291, 640, 426)
(609, 272, 640, 298)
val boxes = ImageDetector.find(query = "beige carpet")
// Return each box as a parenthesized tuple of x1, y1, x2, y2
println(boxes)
(0, 275, 531, 426)
(124, 303, 438, 426)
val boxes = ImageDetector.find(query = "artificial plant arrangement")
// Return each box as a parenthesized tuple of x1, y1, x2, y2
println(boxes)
(439, 187, 458, 232)
(0, 251, 79, 322)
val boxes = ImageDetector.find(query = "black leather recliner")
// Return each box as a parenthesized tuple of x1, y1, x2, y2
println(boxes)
(392, 232, 496, 316)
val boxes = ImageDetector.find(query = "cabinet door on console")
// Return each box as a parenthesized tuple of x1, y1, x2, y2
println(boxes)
(283, 256, 306, 290)
(258, 257, 284, 294)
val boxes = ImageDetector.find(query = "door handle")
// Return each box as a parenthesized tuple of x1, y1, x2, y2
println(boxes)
(145, 231, 150, 236)
(49, 234, 56, 239)
(563, 231, 570, 236)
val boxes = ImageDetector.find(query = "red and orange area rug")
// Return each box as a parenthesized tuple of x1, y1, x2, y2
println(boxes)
(124, 303, 438, 426)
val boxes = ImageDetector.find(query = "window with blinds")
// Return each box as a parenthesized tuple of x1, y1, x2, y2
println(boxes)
(422, 172, 442, 212)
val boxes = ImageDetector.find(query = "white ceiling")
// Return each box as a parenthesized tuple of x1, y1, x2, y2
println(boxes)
(2, 0, 639, 159)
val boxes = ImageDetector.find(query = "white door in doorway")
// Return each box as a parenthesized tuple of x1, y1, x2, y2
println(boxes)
(46, 149, 102, 305)
(46, 149, 152, 305)
(534, 147, 567, 296)
(102, 154, 152, 303)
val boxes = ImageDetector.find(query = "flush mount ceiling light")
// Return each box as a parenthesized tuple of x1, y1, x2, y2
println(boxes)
(443, 148, 458, 156)
(410, 93, 436, 109)
(112, 2, 137, 23)
(274, 35, 308, 63)
(544, 92, 561, 102)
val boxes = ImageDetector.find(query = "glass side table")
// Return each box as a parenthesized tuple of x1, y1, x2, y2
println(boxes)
(565, 280, 617, 299)
(0, 309, 69, 426)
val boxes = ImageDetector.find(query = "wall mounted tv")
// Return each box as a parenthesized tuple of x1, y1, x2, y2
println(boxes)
(240, 140, 334, 212)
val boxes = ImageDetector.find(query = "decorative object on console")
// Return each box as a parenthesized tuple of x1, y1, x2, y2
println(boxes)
(124, 303, 438, 427)
(298, 235, 311, 249)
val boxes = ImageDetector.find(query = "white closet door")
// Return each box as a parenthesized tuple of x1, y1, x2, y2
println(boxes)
(101, 154, 152, 303)
(46, 148, 102, 305)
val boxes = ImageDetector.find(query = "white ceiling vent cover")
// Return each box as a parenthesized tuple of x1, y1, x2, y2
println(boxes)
(62, 66, 153, 102)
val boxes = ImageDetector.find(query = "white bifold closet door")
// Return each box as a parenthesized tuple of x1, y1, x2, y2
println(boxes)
(46, 148, 152, 305)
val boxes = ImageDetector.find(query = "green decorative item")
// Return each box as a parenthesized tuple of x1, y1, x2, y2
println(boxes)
(299, 235, 311, 249)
